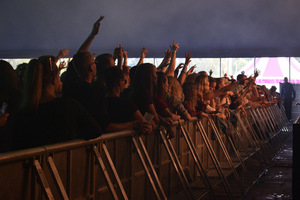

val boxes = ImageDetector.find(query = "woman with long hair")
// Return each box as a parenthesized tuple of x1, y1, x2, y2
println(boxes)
(154, 72, 181, 121)
(165, 76, 192, 121)
(182, 82, 207, 118)
(13, 57, 103, 150)
(130, 63, 159, 124)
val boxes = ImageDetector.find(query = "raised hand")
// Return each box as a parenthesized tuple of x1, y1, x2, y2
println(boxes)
(141, 48, 148, 59)
(187, 65, 196, 75)
(209, 69, 213, 76)
(58, 48, 69, 58)
(91, 16, 105, 37)
(185, 52, 192, 66)
(254, 69, 260, 78)
(78, 15, 105, 52)
(164, 49, 172, 60)
(58, 61, 67, 70)
(170, 40, 179, 52)
(123, 50, 128, 59)
(176, 63, 184, 71)
(55, 48, 69, 63)
(123, 50, 128, 67)
(114, 45, 124, 58)
(174, 63, 184, 77)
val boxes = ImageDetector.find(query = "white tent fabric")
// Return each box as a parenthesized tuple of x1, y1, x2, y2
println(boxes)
(1, 0, 300, 58)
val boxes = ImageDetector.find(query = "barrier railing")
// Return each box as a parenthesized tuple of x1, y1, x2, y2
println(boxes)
(0, 104, 290, 200)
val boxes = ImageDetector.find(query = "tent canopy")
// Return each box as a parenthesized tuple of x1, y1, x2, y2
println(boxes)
(1, 0, 300, 58)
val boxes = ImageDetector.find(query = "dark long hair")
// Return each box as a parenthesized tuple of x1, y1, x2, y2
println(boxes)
(21, 57, 59, 111)
(130, 63, 157, 101)
(0, 60, 22, 114)
(155, 72, 167, 98)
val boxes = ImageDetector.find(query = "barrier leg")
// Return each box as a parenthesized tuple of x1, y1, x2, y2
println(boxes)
(159, 128, 195, 200)
(33, 159, 55, 200)
(93, 146, 120, 200)
(102, 144, 129, 200)
(137, 136, 167, 200)
(47, 156, 69, 200)
(196, 121, 233, 199)
(179, 123, 216, 200)
(208, 117, 243, 194)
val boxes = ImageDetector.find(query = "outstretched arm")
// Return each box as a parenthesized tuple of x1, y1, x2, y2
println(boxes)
(165, 40, 179, 77)
(157, 49, 171, 72)
(78, 16, 104, 53)
(137, 48, 148, 66)
(123, 49, 128, 68)
(174, 63, 184, 78)
(114, 45, 124, 70)
(178, 51, 192, 85)
(55, 48, 69, 63)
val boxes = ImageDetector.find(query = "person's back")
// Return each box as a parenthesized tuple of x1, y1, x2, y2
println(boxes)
(280, 77, 296, 120)
(281, 78, 295, 99)
(14, 97, 101, 150)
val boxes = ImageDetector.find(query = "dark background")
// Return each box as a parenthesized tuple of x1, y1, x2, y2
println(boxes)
(1, 0, 300, 58)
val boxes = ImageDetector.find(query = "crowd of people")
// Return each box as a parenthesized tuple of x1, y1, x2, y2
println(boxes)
(0, 16, 286, 153)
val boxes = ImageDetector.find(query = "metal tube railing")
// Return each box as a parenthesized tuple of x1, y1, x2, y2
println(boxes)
(0, 105, 291, 200)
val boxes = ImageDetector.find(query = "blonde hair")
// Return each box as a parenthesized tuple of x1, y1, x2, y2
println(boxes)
(167, 76, 184, 101)
(195, 74, 209, 93)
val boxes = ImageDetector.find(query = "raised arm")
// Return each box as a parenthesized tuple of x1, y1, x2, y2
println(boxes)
(178, 51, 192, 85)
(115, 45, 124, 70)
(157, 49, 171, 72)
(123, 49, 128, 68)
(136, 48, 148, 66)
(78, 16, 105, 52)
(165, 40, 179, 77)
(174, 63, 184, 78)
(55, 48, 69, 63)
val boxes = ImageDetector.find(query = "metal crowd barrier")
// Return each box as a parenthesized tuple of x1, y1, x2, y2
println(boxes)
(0, 104, 290, 200)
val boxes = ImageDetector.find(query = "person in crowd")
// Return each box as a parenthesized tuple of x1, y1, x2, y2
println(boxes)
(280, 77, 296, 120)
(129, 47, 149, 84)
(154, 72, 181, 121)
(270, 85, 283, 105)
(0, 60, 23, 115)
(165, 40, 179, 77)
(13, 58, 103, 150)
(103, 67, 153, 134)
(0, 60, 23, 152)
(177, 52, 196, 85)
(165, 76, 192, 121)
(62, 16, 109, 130)
(182, 82, 207, 118)
(195, 73, 237, 102)
(209, 77, 217, 92)
(156, 49, 171, 73)
(130, 63, 160, 126)
(63, 16, 145, 132)
(15, 63, 27, 89)
(214, 77, 233, 119)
